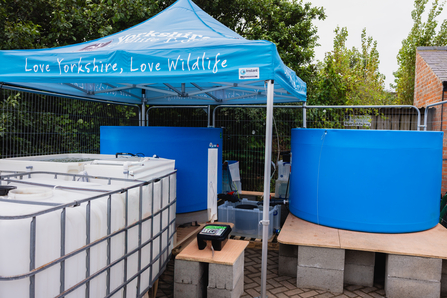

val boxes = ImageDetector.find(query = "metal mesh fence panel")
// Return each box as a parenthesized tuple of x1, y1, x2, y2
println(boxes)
(426, 103, 447, 195)
(1, 88, 139, 158)
(215, 106, 421, 191)
(305, 107, 420, 130)
(146, 106, 209, 127)
(1, 89, 423, 192)
(426, 104, 446, 132)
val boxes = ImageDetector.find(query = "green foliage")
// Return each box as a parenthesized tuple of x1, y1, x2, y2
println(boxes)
(0, 0, 161, 49)
(0, 92, 21, 137)
(310, 27, 395, 106)
(1, 90, 138, 158)
(1, 0, 325, 85)
(394, 0, 447, 105)
(172, 0, 326, 83)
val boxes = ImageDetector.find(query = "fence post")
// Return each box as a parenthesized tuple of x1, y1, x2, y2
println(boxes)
(303, 102, 307, 128)
(141, 90, 147, 127)
(207, 105, 211, 127)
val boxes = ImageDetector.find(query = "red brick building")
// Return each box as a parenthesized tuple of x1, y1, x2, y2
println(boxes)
(414, 47, 447, 194)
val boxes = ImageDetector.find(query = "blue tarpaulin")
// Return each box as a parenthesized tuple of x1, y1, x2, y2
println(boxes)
(0, 0, 306, 105)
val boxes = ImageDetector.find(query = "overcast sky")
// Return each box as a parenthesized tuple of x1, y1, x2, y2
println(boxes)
(309, 0, 447, 91)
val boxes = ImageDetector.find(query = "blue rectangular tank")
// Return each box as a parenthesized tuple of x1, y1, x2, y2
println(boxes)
(100, 126, 222, 213)
(289, 128, 443, 233)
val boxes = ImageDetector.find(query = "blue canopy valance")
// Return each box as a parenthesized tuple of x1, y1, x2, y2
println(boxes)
(0, 0, 306, 105)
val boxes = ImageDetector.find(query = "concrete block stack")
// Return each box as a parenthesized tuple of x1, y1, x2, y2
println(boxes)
(207, 253, 244, 298)
(385, 254, 442, 298)
(344, 250, 375, 287)
(296, 246, 345, 293)
(442, 260, 447, 297)
(278, 243, 298, 277)
(174, 260, 208, 298)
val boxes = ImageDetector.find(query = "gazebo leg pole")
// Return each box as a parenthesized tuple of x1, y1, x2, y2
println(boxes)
(260, 79, 274, 298)
(141, 89, 147, 126)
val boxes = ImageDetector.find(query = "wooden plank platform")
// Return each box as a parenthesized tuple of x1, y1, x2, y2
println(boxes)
(172, 222, 205, 256)
(278, 214, 340, 248)
(240, 190, 275, 196)
(176, 238, 249, 265)
(173, 222, 235, 256)
(230, 234, 279, 250)
(278, 213, 447, 259)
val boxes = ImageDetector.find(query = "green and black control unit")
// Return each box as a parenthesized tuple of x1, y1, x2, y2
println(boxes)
(197, 224, 232, 251)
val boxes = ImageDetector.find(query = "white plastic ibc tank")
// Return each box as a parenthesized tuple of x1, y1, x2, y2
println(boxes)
(0, 153, 175, 182)
(0, 172, 176, 298)
(0, 153, 113, 176)
(84, 156, 175, 182)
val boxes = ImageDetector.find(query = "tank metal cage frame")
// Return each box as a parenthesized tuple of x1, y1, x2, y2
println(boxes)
(0, 170, 177, 298)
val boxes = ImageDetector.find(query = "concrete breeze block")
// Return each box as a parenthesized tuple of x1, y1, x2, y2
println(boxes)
(298, 246, 345, 270)
(208, 252, 244, 290)
(278, 255, 297, 277)
(344, 263, 374, 287)
(174, 278, 207, 298)
(207, 273, 244, 298)
(442, 274, 447, 297)
(279, 243, 298, 257)
(174, 260, 207, 284)
(345, 250, 375, 266)
(386, 254, 442, 282)
(442, 260, 447, 296)
(297, 266, 344, 294)
(385, 276, 441, 298)
(344, 250, 375, 286)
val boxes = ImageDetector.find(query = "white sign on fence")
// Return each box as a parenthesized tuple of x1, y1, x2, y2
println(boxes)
(344, 115, 372, 127)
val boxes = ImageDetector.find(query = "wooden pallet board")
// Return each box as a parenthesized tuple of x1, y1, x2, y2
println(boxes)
(173, 222, 235, 256)
(277, 214, 340, 248)
(172, 223, 205, 256)
(230, 234, 279, 250)
(240, 191, 274, 198)
(339, 225, 447, 259)
(176, 238, 249, 265)
(278, 214, 447, 259)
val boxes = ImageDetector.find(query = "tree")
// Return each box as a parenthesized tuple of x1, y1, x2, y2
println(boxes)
(310, 27, 393, 106)
(394, 0, 447, 105)
(1, 0, 325, 84)
(180, 0, 326, 83)
(0, 0, 162, 50)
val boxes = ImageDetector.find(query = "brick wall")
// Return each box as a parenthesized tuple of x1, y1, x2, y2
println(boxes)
(414, 52, 443, 108)
(414, 51, 447, 194)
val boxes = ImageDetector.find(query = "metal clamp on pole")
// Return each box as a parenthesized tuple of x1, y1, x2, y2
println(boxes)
(259, 219, 270, 226)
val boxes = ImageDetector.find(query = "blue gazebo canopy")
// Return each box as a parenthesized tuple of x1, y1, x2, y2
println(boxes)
(0, 0, 306, 105)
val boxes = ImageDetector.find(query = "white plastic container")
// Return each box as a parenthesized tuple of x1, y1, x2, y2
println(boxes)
(275, 160, 290, 199)
(0, 170, 176, 297)
(276, 160, 291, 181)
(0, 153, 175, 182)
(217, 198, 280, 239)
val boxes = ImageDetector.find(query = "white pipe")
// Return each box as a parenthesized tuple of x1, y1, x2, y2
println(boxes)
(260, 80, 274, 298)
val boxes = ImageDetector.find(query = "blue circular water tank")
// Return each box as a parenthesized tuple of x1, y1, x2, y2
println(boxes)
(289, 128, 443, 233)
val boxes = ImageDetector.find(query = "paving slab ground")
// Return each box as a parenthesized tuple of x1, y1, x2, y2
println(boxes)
(155, 247, 447, 298)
